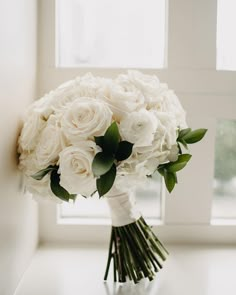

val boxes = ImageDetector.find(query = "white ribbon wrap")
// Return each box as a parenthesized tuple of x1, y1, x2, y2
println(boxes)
(106, 189, 141, 227)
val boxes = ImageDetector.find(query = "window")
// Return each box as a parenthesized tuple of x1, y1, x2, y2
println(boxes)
(212, 119, 236, 219)
(55, 0, 166, 223)
(217, 0, 236, 70)
(56, 0, 167, 68)
(38, 0, 236, 243)
(59, 174, 162, 223)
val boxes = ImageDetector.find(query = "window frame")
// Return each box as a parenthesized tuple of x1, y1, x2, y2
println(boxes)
(38, 0, 236, 244)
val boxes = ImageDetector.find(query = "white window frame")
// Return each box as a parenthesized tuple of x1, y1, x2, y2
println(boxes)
(38, 0, 236, 244)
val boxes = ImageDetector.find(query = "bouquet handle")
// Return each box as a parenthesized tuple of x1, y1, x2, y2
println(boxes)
(104, 190, 168, 283)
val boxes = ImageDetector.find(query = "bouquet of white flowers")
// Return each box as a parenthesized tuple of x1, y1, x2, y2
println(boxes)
(18, 71, 206, 283)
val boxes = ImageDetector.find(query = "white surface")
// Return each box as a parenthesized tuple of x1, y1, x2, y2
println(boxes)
(15, 244, 236, 295)
(0, 1, 38, 295)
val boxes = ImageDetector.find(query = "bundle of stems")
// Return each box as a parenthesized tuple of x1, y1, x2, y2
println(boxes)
(104, 216, 168, 283)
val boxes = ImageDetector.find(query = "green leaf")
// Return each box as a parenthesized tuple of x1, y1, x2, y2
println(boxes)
(164, 170, 176, 193)
(182, 128, 207, 144)
(50, 170, 76, 202)
(115, 141, 134, 161)
(96, 164, 116, 197)
(173, 172, 178, 183)
(157, 166, 165, 177)
(69, 194, 77, 201)
(177, 154, 192, 163)
(92, 152, 114, 177)
(167, 161, 188, 172)
(177, 143, 183, 154)
(178, 128, 192, 139)
(166, 154, 192, 173)
(178, 138, 188, 149)
(103, 122, 120, 154)
(31, 165, 57, 180)
(94, 136, 104, 149)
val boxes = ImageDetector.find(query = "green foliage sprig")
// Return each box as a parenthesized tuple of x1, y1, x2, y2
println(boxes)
(177, 128, 207, 153)
(157, 128, 207, 193)
(92, 122, 133, 197)
(31, 165, 77, 202)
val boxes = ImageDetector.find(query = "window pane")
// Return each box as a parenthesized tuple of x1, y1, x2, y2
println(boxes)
(212, 119, 236, 219)
(217, 0, 236, 70)
(56, 0, 167, 68)
(59, 174, 162, 222)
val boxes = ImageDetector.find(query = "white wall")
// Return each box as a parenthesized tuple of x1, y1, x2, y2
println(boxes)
(0, 1, 38, 295)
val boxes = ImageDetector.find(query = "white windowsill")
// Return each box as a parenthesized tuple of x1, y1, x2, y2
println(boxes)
(211, 218, 236, 225)
(14, 243, 236, 295)
(58, 217, 236, 226)
(57, 217, 162, 226)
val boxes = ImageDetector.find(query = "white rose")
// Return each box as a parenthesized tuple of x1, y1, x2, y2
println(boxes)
(26, 174, 61, 203)
(77, 73, 111, 98)
(159, 89, 187, 129)
(119, 112, 178, 174)
(23, 93, 54, 122)
(57, 73, 111, 99)
(59, 141, 98, 196)
(115, 156, 157, 191)
(145, 83, 168, 111)
(35, 74, 110, 115)
(117, 146, 159, 177)
(35, 115, 67, 167)
(18, 110, 47, 152)
(155, 112, 177, 148)
(19, 151, 61, 202)
(119, 110, 158, 147)
(19, 149, 42, 175)
(61, 97, 112, 143)
(140, 112, 178, 165)
(102, 77, 145, 121)
(47, 87, 78, 113)
(127, 70, 162, 103)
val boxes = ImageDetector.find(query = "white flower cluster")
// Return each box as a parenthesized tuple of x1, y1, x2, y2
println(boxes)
(18, 71, 187, 201)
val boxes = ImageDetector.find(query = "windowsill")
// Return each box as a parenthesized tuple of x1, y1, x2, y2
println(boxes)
(57, 217, 163, 226)
(14, 243, 236, 295)
(57, 217, 236, 226)
(211, 218, 236, 225)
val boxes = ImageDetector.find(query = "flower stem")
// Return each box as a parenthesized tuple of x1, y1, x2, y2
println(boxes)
(103, 228, 114, 281)
(104, 216, 168, 283)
